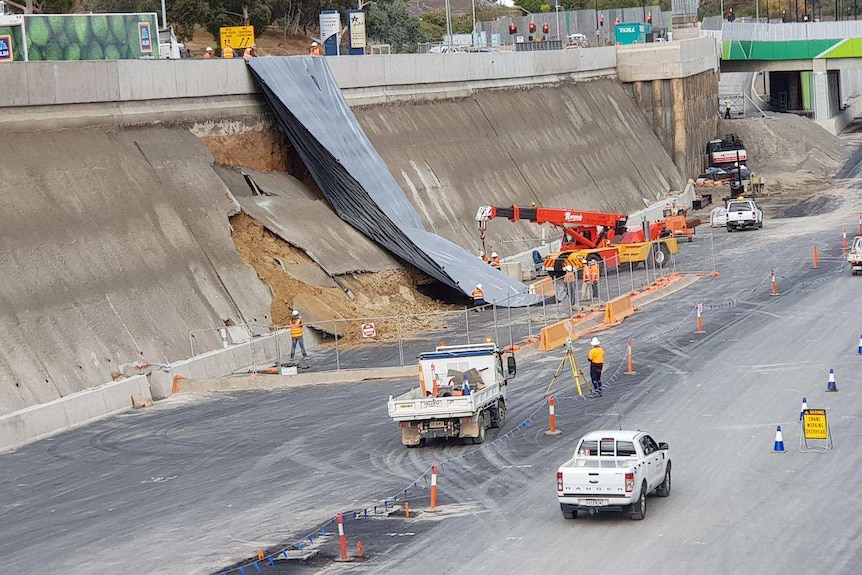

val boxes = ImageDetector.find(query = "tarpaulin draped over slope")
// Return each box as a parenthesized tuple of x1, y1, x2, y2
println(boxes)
(246, 57, 537, 306)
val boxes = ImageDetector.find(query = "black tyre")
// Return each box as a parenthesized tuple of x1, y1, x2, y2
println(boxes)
(489, 399, 506, 428)
(651, 243, 670, 267)
(629, 482, 647, 520)
(472, 419, 486, 444)
(727, 224, 733, 232)
(562, 508, 578, 520)
(656, 463, 671, 497)
(758, 222, 763, 229)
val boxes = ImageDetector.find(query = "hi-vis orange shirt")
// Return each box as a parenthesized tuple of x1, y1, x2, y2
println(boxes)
(471, 288, 485, 301)
(290, 318, 303, 339)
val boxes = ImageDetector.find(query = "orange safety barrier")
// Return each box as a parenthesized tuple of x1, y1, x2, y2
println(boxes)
(171, 375, 188, 394)
(538, 320, 576, 351)
(603, 293, 636, 325)
(813, 245, 819, 269)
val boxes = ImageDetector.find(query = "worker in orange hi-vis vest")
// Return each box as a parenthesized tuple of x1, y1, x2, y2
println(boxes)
(309, 41, 321, 56)
(563, 265, 577, 302)
(588, 260, 601, 299)
(222, 41, 235, 59)
(289, 310, 308, 362)
(580, 261, 591, 301)
(490, 251, 501, 269)
(471, 284, 486, 312)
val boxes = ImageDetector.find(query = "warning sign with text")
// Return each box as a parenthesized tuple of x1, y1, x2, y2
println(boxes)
(220, 26, 255, 50)
(802, 409, 828, 440)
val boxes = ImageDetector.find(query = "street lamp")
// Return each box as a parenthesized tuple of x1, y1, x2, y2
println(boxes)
(555, 2, 561, 42)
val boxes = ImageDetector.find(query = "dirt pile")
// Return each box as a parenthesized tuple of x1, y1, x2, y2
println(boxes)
(230, 213, 457, 343)
(720, 114, 851, 180)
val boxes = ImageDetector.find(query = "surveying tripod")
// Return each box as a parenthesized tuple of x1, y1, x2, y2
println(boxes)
(544, 338, 595, 399)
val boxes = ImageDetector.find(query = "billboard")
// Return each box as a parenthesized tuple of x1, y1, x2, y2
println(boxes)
(319, 10, 340, 56)
(22, 13, 159, 61)
(0, 14, 25, 62)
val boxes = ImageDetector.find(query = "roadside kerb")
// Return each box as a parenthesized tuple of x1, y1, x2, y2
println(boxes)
(0, 374, 151, 453)
(177, 365, 416, 393)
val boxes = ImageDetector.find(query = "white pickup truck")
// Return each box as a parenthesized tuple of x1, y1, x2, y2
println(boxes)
(557, 430, 671, 520)
(725, 199, 763, 232)
(388, 343, 516, 447)
(848, 236, 862, 275)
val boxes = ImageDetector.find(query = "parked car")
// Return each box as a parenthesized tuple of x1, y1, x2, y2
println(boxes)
(564, 34, 590, 49)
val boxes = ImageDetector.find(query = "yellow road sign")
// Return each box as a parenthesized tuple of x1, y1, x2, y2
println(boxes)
(220, 26, 255, 50)
(802, 409, 828, 440)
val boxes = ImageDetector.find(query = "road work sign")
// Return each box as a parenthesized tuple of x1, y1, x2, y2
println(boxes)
(220, 26, 255, 50)
(361, 323, 376, 338)
(802, 409, 828, 440)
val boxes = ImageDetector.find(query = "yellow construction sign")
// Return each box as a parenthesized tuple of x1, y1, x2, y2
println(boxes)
(220, 26, 255, 50)
(802, 409, 828, 440)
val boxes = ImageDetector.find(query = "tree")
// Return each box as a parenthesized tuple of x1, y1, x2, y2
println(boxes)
(139, 0, 210, 40)
(366, 0, 423, 53)
(204, 0, 272, 43)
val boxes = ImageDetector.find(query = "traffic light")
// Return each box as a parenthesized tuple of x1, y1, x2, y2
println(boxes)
(508, 23, 517, 34)
(542, 22, 549, 34)
(599, 14, 604, 26)
(529, 21, 537, 33)
(781, 9, 787, 22)
(647, 12, 652, 24)
(615, 17, 620, 25)
(726, 8, 735, 21)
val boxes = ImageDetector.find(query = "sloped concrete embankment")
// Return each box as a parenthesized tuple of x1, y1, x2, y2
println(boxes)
(355, 79, 687, 257)
(0, 127, 271, 418)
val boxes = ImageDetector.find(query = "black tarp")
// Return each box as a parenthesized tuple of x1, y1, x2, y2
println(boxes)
(246, 57, 537, 306)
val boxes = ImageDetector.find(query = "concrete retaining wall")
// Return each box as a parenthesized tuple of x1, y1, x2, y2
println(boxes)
(0, 374, 151, 453)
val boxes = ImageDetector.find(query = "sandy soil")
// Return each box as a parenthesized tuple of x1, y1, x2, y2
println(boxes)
(201, 130, 290, 173)
(229, 213, 457, 343)
(185, 28, 317, 57)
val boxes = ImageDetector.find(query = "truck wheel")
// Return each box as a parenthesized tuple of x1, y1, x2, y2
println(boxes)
(406, 438, 426, 448)
(472, 421, 486, 444)
(561, 506, 578, 520)
(651, 244, 670, 267)
(490, 399, 506, 428)
(629, 482, 647, 520)
(758, 222, 763, 229)
(656, 463, 671, 497)
(726, 224, 733, 232)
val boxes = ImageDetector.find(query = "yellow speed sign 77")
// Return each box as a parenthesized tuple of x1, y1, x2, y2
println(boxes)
(220, 26, 255, 50)
(802, 409, 828, 440)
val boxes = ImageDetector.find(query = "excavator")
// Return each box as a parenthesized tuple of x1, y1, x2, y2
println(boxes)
(476, 204, 679, 277)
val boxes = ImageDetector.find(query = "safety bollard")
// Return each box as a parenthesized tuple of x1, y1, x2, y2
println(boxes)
(624, 338, 636, 374)
(430, 463, 438, 512)
(337, 513, 349, 561)
(695, 302, 705, 334)
(545, 396, 562, 436)
(813, 245, 819, 269)
(770, 270, 779, 296)
(405, 501, 410, 519)
(257, 548, 265, 561)
(357, 541, 365, 559)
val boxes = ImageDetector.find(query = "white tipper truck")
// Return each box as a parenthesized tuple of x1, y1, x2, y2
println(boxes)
(847, 236, 862, 275)
(388, 343, 517, 447)
(557, 430, 671, 520)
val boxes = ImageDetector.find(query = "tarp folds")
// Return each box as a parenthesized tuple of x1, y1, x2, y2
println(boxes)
(246, 57, 537, 306)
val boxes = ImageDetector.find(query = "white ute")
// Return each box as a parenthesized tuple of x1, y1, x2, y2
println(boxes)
(726, 199, 763, 232)
(557, 430, 671, 520)
(848, 236, 862, 275)
(388, 343, 516, 447)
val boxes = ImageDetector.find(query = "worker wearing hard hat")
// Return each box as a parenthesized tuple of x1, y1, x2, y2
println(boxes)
(471, 284, 486, 312)
(204, 46, 214, 59)
(588, 260, 600, 300)
(563, 265, 577, 303)
(580, 260, 591, 301)
(244, 44, 257, 59)
(490, 252, 501, 269)
(289, 310, 308, 362)
(222, 41, 235, 59)
(309, 41, 321, 56)
(588, 337, 605, 397)
(478, 250, 490, 263)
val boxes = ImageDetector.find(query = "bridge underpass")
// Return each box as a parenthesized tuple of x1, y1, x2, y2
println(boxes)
(718, 21, 862, 132)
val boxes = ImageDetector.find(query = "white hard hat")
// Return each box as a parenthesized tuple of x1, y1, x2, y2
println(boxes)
(491, 252, 498, 258)
(565, 265, 573, 271)
(206, 46, 213, 52)
(476, 284, 483, 289)
(292, 310, 300, 317)
(590, 337, 601, 346)
(311, 41, 319, 46)
(251, 44, 257, 48)
(479, 250, 485, 256)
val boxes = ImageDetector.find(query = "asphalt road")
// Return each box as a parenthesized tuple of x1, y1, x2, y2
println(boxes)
(3, 147, 862, 574)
